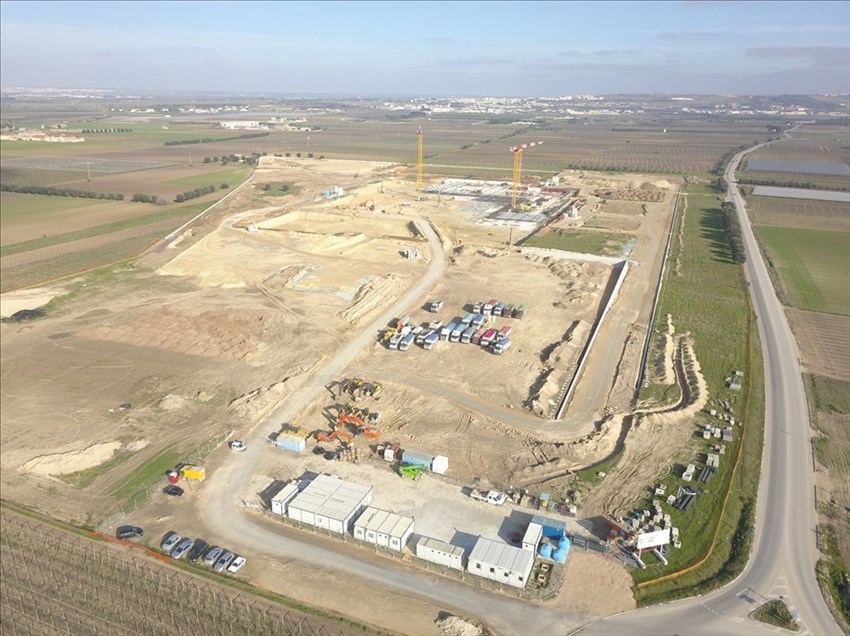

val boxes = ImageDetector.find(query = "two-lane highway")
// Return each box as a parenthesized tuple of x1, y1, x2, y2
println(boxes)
(580, 131, 841, 635)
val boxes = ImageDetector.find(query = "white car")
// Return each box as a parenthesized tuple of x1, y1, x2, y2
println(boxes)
(227, 555, 246, 573)
(229, 440, 246, 452)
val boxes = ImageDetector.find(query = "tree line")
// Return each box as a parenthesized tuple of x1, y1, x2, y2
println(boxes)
(737, 177, 849, 192)
(720, 201, 746, 264)
(174, 184, 226, 203)
(1, 183, 124, 200)
(164, 132, 269, 146)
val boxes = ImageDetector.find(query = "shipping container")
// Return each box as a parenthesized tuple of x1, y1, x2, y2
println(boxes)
(471, 328, 485, 345)
(180, 465, 206, 481)
(461, 327, 476, 343)
(275, 434, 306, 453)
(431, 455, 449, 475)
(402, 449, 434, 468)
(416, 537, 465, 570)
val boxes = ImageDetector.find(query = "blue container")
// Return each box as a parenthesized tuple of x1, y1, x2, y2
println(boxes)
(539, 543, 553, 559)
(558, 536, 571, 553)
(401, 449, 433, 468)
(552, 548, 567, 563)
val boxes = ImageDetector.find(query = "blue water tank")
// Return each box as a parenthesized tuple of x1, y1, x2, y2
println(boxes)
(558, 536, 571, 552)
(538, 543, 553, 559)
(552, 548, 567, 563)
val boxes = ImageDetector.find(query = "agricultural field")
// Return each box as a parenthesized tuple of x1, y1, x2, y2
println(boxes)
(746, 195, 850, 232)
(524, 228, 634, 257)
(0, 505, 367, 636)
(757, 226, 850, 316)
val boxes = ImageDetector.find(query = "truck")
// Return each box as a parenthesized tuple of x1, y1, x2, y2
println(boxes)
(441, 321, 457, 341)
(503, 303, 515, 318)
(415, 327, 430, 345)
(428, 318, 443, 331)
(481, 328, 498, 347)
(428, 300, 444, 312)
(450, 323, 465, 342)
(423, 331, 439, 350)
(483, 300, 497, 315)
(461, 327, 476, 344)
(388, 334, 402, 350)
(471, 313, 485, 328)
(399, 333, 415, 351)
(470, 489, 508, 506)
(472, 302, 483, 314)
(496, 325, 512, 341)
(493, 302, 505, 317)
(471, 328, 485, 345)
(512, 304, 527, 319)
(493, 337, 512, 355)
(461, 312, 474, 326)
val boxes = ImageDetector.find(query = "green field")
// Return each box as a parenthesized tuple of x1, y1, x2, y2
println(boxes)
(0, 192, 110, 222)
(523, 229, 633, 256)
(107, 444, 181, 501)
(634, 186, 765, 604)
(758, 226, 850, 316)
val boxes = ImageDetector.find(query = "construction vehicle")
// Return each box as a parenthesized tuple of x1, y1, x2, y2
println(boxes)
(510, 141, 543, 210)
(470, 489, 508, 506)
(399, 463, 425, 480)
(337, 411, 381, 440)
(315, 429, 353, 444)
(379, 442, 401, 462)
(427, 300, 443, 312)
(339, 378, 383, 399)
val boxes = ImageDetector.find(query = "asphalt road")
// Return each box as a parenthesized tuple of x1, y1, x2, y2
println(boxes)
(579, 132, 841, 635)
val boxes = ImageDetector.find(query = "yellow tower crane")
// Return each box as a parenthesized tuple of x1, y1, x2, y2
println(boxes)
(417, 126, 424, 196)
(510, 141, 543, 210)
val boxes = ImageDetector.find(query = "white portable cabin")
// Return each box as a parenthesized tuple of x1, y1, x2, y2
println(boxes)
(431, 455, 449, 475)
(352, 507, 414, 552)
(287, 474, 373, 535)
(270, 481, 301, 516)
(467, 536, 535, 589)
(415, 537, 465, 570)
(521, 522, 543, 552)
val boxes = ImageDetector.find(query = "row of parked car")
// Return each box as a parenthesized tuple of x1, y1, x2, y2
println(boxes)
(160, 531, 246, 573)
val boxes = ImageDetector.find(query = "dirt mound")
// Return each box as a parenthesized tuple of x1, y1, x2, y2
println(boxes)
(159, 394, 189, 411)
(339, 275, 405, 326)
(652, 179, 673, 189)
(651, 314, 677, 385)
(529, 321, 591, 416)
(21, 442, 122, 476)
(435, 615, 485, 636)
(228, 372, 311, 422)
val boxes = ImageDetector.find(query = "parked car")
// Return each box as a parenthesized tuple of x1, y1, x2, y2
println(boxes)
(213, 550, 235, 573)
(227, 555, 246, 573)
(187, 539, 209, 563)
(163, 485, 184, 497)
(171, 538, 194, 560)
(116, 525, 144, 540)
(203, 546, 223, 566)
(229, 440, 246, 452)
(160, 532, 181, 552)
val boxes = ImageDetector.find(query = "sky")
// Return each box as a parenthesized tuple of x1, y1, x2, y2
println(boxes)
(1, 1, 849, 96)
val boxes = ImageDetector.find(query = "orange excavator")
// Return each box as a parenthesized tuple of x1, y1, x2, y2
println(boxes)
(315, 429, 353, 443)
(338, 411, 381, 439)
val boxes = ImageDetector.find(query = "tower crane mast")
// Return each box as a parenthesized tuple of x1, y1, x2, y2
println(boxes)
(510, 141, 542, 209)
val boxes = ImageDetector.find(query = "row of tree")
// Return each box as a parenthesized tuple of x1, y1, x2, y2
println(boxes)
(1, 183, 124, 200)
(80, 128, 132, 133)
(720, 201, 746, 264)
(737, 177, 849, 192)
(174, 184, 221, 203)
(164, 132, 270, 146)
(131, 193, 164, 204)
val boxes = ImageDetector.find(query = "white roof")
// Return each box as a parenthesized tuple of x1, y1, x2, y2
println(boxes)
(417, 536, 465, 558)
(271, 482, 299, 504)
(469, 536, 534, 574)
(288, 474, 372, 522)
(353, 507, 413, 538)
(522, 522, 543, 545)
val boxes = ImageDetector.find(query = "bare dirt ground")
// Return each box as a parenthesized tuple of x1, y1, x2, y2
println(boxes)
(787, 308, 850, 381)
(551, 551, 636, 615)
(1, 158, 687, 629)
(0, 286, 67, 317)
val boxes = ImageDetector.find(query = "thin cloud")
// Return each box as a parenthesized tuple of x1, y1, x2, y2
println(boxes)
(746, 46, 849, 67)
(656, 31, 729, 41)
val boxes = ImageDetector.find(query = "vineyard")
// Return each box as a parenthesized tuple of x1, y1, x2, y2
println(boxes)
(0, 507, 366, 636)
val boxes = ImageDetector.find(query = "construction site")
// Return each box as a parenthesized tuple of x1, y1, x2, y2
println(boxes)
(0, 128, 700, 630)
